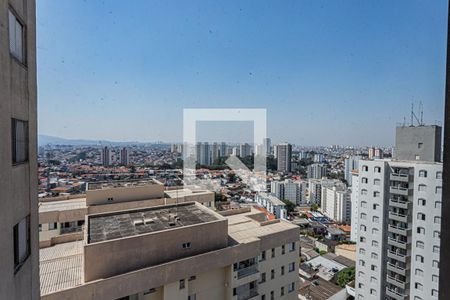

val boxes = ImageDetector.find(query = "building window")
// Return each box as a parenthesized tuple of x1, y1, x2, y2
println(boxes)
(359, 248, 366, 255)
(373, 191, 380, 197)
(434, 231, 440, 238)
(281, 245, 285, 255)
(359, 260, 365, 267)
(48, 222, 57, 230)
(360, 237, 366, 243)
(418, 170, 427, 177)
(432, 275, 439, 282)
(370, 277, 377, 283)
(14, 216, 30, 272)
(271, 248, 275, 258)
(360, 201, 367, 208)
(434, 216, 441, 224)
(417, 213, 425, 221)
(418, 142, 423, 149)
(418, 184, 427, 191)
(415, 269, 423, 277)
(271, 269, 275, 279)
(436, 171, 442, 179)
(374, 166, 381, 173)
(360, 213, 367, 220)
(360, 225, 366, 232)
(288, 282, 295, 293)
(372, 216, 379, 223)
(436, 186, 442, 194)
(259, 272, 266, 283)
(188, 276, 196, 281)
(415, 282, 423, 291)
(362, 165, 368, 172)
(371, 252, 378, 259)
(361, 177, 368, 184)
(270, 291, 274, 300)
(432, 260, 439, 268)
(281, 266, 285, 275)
(373, 204, 379, 210)
(418, 198, 426, 206)
(188, 294, 196, 300)
(289, 262, 295, 272)
(280, 286, 285, 296)
(182, 242, 191, 249)
(261, 295, 265, 300)
(371, 228, 378, 234)
(416, 255, 424, 263)
(370, 289, 377, 296)
(435, 201, 442, 209)
(416, 241, 425, 249)
(260, 250, 266, 261)
(289, 242, 295, 252)
(371, 240, 378, 247)
(417, 227, 425, 234)
(361, 189, 368, 195)
(11, 119, 28, 164)
(143, 288, 156, 295)
(432, 289, 438, 297)
(433, 246, 440, 254)
(8, 9, 25, 63)
(374, 179, 381, 185)
(179, 279, 185, 289)
(370, 265, 377, 271)
(38, 224, 42, 232)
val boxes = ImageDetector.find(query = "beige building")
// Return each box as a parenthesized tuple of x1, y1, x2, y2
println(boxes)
(38, 180, 215, 247)
(0, 0, 39, 299)
(40, 195, 300, 300)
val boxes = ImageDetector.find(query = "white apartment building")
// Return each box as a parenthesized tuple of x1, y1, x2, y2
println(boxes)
(101, 146, 113, 166)
(322, 186, 351, 224)
(307, 163, 327, 179)
(270, 180, 307, 205)
(354, 159, 442, 300)
(240, 143, 252, 158)
(350, 170, 360, 242)
(255, 193, 288, 220)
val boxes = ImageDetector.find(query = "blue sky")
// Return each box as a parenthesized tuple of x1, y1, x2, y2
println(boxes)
(37, 0, 447, 146)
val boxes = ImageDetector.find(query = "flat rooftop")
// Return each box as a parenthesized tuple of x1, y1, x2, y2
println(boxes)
(164, 189, 211, 198)
(40, 241, 83, 295)
(39, 198, 86, 213)
(87, 179, 157, 191)
(88, 202, 218, 243)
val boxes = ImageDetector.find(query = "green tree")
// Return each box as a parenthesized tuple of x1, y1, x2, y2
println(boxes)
(282, 200, 296, 214)
(310, 203, 319, 211)
(215, 192, 227, 202)
(337, 267, 355, 288)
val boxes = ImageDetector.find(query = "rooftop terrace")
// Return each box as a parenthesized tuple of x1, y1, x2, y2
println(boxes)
(88, 202, 218, 243)
(87, 179, 157, 191)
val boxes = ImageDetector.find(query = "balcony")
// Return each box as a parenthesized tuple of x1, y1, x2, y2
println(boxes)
(237, 265, 259, 279)
(387, 250, 408, 263)
(389, 198, 409, 210)
(237, 288, 258, 300)
(60, 226, 83, 235)
(390, 186, 409, 196)
(386, 287, 408, 300)
(388, 225, 410, 236)
(388, 212, 408, 223)
(390, 173, 409, 183)
(388, 237, 409, 250)
(386, 275, 408, 290)
(387, 262, 408, 276)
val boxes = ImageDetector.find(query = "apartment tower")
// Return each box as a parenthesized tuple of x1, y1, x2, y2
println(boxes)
(0, 0, 39, 298)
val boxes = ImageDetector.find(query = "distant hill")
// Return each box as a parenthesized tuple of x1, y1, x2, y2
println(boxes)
(38, 134, 164, 147)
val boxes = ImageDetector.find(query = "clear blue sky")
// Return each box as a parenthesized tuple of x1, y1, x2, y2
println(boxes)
(37, 0, 447, 146)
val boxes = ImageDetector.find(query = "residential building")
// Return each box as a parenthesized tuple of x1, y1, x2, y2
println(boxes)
(322, 186, 351, 224)
(344, 155, 361, 185)
(199, 142, 210, 165)
(354, 159, 442, 300)
(368, 147, 383, 160)
(307, 163, 327, 179)
(40, 202, 299, 300)
(255, 192, 288, 219)
(313, 153, 325, 163)
(276, 143, 292, 173)
(211, 142, 219, 164)
(120, 147, 129, 165)
(395, 125, 442, 162)
(239, 143, 252, 158)
(101, 146, 112, 166)
(350, 170, 360, 242)
(271, 180, 307, 205)
(219, 142, 228, 158)
(264, 137, 272, 155)
(0, 0, 40, 298)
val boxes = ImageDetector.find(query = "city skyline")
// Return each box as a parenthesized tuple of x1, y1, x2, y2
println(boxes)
(37, 1, 447, 145)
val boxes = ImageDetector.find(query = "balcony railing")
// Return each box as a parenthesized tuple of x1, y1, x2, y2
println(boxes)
(60, 226, 83, 234)
(237, 288, 258, 300)
(237, 265, 259, 279)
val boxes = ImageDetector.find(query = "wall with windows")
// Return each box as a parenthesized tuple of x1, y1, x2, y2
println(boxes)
(0, 0, 39, 299)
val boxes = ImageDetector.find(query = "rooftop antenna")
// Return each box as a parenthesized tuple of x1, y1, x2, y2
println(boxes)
(419, 101, 424, 126)
(410, 103, 414, 126)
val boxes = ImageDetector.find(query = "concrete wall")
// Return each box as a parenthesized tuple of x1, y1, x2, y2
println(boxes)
(0, 0, 39, 299)
(84, 205, 229, 281)
(86, 184, 165, 206)
(395, 125, 442, 162)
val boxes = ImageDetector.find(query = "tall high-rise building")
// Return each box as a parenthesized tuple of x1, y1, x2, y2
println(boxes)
(199, 142, 210, 165)
(350, 170, 360, 242)
(355, 126, 443, 300)
(395, 125, 442, 162)
(276, 143, 292, 173)
(344, 155, 361, 185)
(239, 143, 252, 158)
(264, 137, 272, 155)
(322, 186, 351, 224)
(368, 147, 383, 159)
(0, 1, 40, 298)
(219, 142, 228, 158)
(271, 180, 307, 205)
(101, 146, 112, 166)
(120, 147, 129, 165)
(307, 163, 328, 179)
(211, 142, 219, 164)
